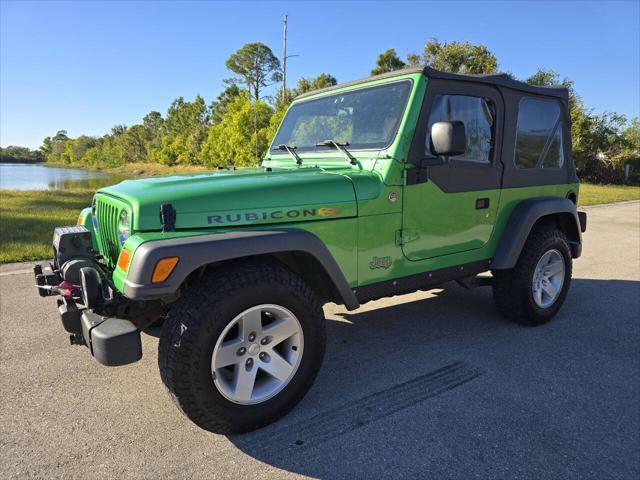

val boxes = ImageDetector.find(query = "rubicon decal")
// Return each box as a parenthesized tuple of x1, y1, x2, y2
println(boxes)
(207, 207, 342, 225)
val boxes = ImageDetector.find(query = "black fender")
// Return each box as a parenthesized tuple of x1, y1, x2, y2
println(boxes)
(123, 229, 360, 310)
(492, 197, 584, 270)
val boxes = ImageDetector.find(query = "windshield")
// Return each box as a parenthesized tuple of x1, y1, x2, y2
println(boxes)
(271, 80, 412, 153)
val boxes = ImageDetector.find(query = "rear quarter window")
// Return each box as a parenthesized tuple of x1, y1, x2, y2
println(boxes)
(514, 97, 564, 169)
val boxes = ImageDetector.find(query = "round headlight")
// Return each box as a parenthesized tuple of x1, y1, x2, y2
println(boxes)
(91, 197, 99, 230)
(118, 210, 130, 246)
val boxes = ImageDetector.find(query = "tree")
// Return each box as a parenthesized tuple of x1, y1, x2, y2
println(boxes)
(52, 130, 69, 143)
(407, 39, 498, 74)
(225, 43, 282, 101)
(210, 84, 242, 124)
(143, 111, 163, 136)
(0, 146, 43, 163)
(40, 137, 52, 157)
(371, 48, 406, 75)
(620, 118, 640, 160)
(59, 135, 99, 164)
(525, 69, 578, 109)
(202, 91, 273, 167)
(293, 73, 337, 96)
(44, 130, 70, 163)
(150, 95, 209, 166)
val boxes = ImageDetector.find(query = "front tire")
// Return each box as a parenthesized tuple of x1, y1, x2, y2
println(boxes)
(492, 226, 572, 326)
(158, 261, 326, 434)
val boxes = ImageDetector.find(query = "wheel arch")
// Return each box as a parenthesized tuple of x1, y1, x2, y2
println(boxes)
(123, 229, 360, 310)
(183, 251, 348, 309)
(492, 197, 583, 270)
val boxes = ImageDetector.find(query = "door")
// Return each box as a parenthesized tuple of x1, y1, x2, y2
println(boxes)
(402, 80, 504, 261)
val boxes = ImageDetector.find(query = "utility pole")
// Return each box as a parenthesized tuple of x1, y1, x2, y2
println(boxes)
(282, 14, 288, 97)
(281, 14, 298, 102)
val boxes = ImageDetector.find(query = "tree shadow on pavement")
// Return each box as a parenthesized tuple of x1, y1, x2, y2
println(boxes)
(227, 278, 640, 480)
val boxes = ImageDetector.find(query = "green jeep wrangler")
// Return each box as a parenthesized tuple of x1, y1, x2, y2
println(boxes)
(36, 66, 587, 434)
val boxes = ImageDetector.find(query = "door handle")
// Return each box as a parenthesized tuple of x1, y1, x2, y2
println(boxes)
(475, 198, 490, 209)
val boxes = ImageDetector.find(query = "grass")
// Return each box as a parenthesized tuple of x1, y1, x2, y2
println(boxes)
(578, 183, 640, 206)
(0, 189, 94, 263)
(0, 182, 638, 264)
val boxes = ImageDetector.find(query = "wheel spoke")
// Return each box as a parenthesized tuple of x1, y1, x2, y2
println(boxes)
(534, 287, 543, 306)
(240, 309, 263, 340)
(539, 251, 553, 267)
(260, 350, 294, 382)
(263, 317, 299, 345)
(214, 339, 243, 368)
(542, 281, 559, 299)
(233, 365, 258, 402)
(546, 259, 564, 277)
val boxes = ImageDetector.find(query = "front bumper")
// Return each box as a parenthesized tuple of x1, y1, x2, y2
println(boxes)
(55, 295, 142, 366)
(36, 263, 142, 367)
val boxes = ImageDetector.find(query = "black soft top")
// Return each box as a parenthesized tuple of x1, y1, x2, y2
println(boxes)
(296, 66, 568, 101)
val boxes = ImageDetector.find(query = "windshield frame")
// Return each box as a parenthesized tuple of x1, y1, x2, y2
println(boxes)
(269, 78, 414, 155)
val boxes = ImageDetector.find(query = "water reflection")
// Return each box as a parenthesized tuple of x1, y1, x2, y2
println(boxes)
(0, 163, 121, 190)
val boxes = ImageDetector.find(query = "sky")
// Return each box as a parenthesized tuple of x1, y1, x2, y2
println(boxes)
(1, 0, 639, 149)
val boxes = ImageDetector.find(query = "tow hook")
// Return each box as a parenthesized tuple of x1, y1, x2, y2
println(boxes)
(36, 281, 80, 298)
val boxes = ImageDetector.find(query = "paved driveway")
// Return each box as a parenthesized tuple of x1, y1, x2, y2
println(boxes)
(1, 201, 638, 479)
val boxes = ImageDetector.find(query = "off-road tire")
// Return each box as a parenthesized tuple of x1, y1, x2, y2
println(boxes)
(158, 261, 326, 434)
(492, 226, 572, 326)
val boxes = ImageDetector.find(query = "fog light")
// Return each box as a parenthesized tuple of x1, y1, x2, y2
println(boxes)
(152, 257, 179, 284)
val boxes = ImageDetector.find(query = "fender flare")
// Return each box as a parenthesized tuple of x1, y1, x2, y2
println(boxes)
(492, 197, 583, 270)
(123, 229, 360, 310)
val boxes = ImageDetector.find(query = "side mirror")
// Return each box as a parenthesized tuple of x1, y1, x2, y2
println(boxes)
(429, 121, 466, 158)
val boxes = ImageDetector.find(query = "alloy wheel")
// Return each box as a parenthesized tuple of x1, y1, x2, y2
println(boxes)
(211, 304, 304, 405)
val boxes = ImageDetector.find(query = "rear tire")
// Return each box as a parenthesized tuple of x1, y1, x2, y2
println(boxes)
(158, 261, 326, 434)
(492, 226, 572, 326)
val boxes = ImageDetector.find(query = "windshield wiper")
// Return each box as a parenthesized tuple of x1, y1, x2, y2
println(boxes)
(315, 140, 357, 165)
(276, 144, 302, 165)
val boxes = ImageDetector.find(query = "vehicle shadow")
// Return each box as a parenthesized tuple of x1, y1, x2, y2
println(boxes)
(226, 278, 640, 479)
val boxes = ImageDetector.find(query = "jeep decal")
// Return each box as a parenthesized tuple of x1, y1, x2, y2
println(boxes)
(369, 256, 392, 269)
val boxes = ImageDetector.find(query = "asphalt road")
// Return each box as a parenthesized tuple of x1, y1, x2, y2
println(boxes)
(1, 201, 639, 479)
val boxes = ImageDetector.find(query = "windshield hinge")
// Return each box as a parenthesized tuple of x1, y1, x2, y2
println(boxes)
(395, 228, 419, 246)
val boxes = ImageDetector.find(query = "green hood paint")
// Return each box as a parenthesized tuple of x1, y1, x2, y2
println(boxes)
(98, 166, 368, 230)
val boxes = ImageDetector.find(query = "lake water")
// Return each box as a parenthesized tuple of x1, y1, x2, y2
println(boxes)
(0, 163, 119, 190)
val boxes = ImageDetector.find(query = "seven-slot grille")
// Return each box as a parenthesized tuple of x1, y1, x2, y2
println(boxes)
(95, 198, 123, 268)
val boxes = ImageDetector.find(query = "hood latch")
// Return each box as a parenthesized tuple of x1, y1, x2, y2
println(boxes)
(160, 203, 176, 232)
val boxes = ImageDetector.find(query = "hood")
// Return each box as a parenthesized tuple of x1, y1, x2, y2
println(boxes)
(98, 167, 360, 231)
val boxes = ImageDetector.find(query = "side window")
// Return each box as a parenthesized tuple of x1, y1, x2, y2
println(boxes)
(541, 124, 564, 169)
(426, 95, 495, 163)
(514, 97, 564, 169)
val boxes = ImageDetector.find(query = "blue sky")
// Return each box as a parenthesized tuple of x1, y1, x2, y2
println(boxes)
(1, 0, 639, 148)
